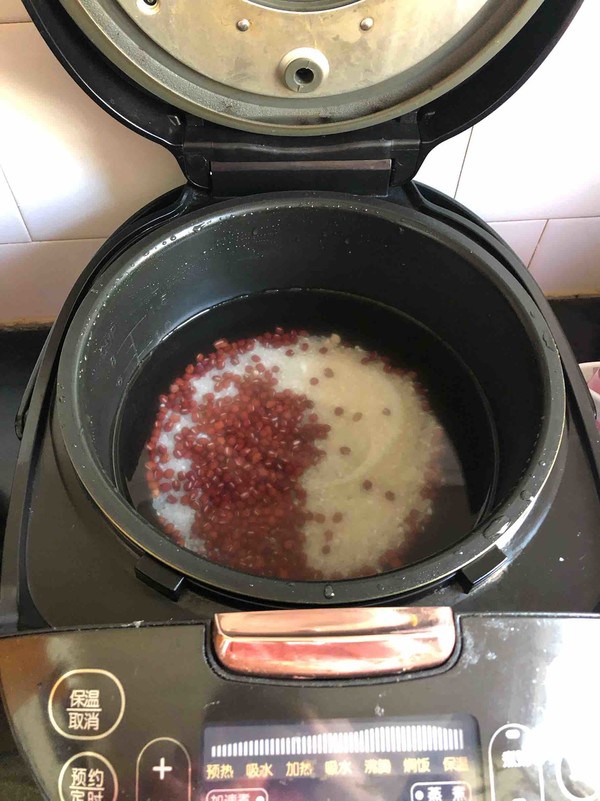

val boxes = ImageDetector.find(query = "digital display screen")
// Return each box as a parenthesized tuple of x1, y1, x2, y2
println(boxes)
(202, 715, 483, 801)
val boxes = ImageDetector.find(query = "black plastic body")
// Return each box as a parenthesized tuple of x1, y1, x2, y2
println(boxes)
(2, 185, 600, 631)
(1, 613, 600, 801)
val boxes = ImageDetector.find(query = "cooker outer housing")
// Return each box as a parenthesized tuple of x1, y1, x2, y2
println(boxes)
(3, 0, 596, 618)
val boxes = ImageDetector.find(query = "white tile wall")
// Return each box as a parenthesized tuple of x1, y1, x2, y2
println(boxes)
(0, 0, 29, 24)
(455, 0, 600, 223)
(530, 218, 600, 297)
(489, 221, 546, 268)
(415, 130, 472, 200)
(0, 24, 183, 243)
(0, 166, 29, 244)
(0, 1, 599, 324)
(0, 239, 104, 323)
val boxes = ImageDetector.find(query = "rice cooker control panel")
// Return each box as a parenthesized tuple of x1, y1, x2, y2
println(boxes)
(0, 612, 598, 801)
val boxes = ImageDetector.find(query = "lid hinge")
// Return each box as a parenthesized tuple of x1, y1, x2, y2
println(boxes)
(180, 114, 421, 197)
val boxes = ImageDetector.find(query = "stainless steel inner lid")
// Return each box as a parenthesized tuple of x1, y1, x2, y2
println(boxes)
(59, 0, 544, 135)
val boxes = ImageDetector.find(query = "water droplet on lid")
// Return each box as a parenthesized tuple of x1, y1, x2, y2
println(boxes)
(323, 584, 335, 599)
(520, 489, 534, 502)
(539, 460, 547, 467)
(483, 516, 511, 540)
(542, 332, 554, 350)
(170, 235, 176, 242)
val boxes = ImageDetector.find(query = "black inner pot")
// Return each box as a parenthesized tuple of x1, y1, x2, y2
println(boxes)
(57, 193, 564, 605)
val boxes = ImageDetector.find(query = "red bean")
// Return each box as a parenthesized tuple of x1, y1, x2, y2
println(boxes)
(146, 328, 436, 582)
(146, 337, 338, 579)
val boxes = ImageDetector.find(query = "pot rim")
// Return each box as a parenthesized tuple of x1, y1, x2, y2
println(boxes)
(56, 192, 566, 605)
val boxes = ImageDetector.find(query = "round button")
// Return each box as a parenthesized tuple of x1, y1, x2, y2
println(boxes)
(136, 738, 191, 801)
(58, 752, 118, 801)
(557, 756, 600, 801)
(48, 669, 125, 740)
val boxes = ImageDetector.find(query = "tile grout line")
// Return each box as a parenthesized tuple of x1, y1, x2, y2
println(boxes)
(527, 219, 549, 270)
(0, 164, 32, 243)
(0, 236, 106, 247)
(479, 214, 600, 224)
(488, 219, 547, 225)
(0, 237, 107, 247)
(453, 127, 474, 199)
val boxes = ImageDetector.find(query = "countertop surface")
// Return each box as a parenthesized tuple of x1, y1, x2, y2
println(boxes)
(0, 299, 598, 799)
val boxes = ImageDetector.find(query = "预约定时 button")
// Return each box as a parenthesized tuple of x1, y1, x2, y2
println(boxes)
(48, 669, 125, 740)
(58, 751, 118, 801)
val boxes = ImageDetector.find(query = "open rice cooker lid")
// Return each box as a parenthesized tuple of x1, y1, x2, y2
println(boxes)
(49, 0, 577, 137)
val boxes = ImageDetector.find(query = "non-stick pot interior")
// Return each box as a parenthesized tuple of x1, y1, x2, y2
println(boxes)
(61, 196, 550, 588)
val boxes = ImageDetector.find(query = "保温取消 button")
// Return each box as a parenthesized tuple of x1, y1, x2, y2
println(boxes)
(49, 669, 125, 740)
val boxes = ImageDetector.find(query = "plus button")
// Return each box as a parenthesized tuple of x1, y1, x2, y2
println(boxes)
(152, 757, 173, 780)
(138, 738, 190, 799)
